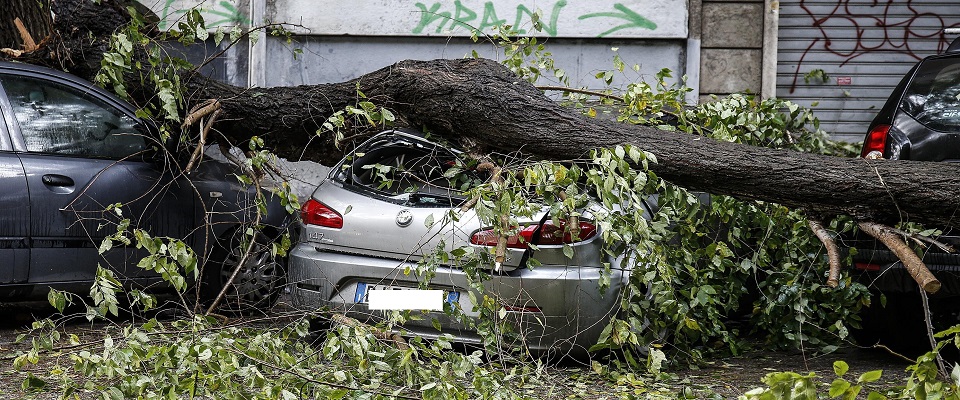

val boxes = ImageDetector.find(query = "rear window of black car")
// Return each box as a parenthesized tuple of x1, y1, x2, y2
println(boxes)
(901, 56, 960, 131)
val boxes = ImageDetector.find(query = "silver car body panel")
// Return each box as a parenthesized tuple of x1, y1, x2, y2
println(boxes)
(304, 180, 607, 271)
(289, 243, 627, 354)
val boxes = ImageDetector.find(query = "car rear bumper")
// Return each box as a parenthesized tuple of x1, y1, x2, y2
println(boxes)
(287, 242, 628, 355)
(847, 233, 960, 296)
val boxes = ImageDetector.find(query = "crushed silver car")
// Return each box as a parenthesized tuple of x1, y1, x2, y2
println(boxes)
(289, 129, 628, 356)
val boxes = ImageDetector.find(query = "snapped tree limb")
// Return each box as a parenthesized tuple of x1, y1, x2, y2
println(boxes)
(858, 222, 941, 294)
(808, 219, 841, 288)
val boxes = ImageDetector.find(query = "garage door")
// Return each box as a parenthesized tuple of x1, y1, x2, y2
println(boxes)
(777, 1, 960, 143)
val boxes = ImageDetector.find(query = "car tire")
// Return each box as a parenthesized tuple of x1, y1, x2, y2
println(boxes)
(201, 229, 286, 314)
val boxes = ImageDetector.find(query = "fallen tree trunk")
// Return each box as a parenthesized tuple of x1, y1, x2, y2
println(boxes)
(183, 57, 960, 230)
(300, 57, 960, 229)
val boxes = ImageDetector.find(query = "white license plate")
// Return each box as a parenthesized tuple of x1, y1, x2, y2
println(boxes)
(354, 282, 460, 305)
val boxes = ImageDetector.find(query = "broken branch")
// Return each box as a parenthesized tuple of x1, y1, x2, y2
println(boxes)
(184, 108, 222, 172)
(886, 226, 956, 253)
(459, 160, 501, 213)
(858, 221, 941, 293)
(182, 99, 221, 129)
(808, 219, 841, 288)
(13, 18, 37, 51)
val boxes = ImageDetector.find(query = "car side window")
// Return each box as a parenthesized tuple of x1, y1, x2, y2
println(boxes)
(0, 73, 147, 159)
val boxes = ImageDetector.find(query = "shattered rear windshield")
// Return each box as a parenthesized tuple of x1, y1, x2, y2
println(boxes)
(901, 56, 960, 131)
(334, 134, 486, 207)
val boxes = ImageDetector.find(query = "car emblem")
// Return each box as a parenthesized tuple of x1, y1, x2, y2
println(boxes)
(396, 209, 414, 227)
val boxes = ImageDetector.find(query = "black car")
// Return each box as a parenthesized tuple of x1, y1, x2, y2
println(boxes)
(849, 35, 960, 347)
(0, 61, 290, 309)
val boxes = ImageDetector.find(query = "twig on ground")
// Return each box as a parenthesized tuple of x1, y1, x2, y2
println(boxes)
(329, 313, 408, 350)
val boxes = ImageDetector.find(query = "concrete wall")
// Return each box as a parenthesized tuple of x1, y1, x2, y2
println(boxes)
(260, 36, 685, 90)
(697, 0, 777, 100)
(139, 0, 694, 93)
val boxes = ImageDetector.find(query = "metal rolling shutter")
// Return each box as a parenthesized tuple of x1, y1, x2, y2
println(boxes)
(777, 1, 960, 143)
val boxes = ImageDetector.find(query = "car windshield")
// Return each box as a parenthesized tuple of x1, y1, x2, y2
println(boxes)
(334, 133, 485, 207)
(901, 56, 960, 132)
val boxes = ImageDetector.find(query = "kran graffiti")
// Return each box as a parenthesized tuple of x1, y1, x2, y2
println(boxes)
(578, 3, 657, 37)
(412, 1, 657, 37)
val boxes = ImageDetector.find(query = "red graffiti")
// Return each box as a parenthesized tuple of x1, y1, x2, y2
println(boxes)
(789, 1, 960, 93)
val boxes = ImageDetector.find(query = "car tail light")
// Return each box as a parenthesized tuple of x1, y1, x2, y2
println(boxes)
(861, 124, 890, 159)
(470, 220, 597, 249)
(301, 199, 343, 229)
(854, 262, 881, 271)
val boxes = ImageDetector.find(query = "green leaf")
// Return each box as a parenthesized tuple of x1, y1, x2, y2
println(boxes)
(195, 23, 209, 41)
(156, 79, 180, 121)
(857, 369, 882, 383)
(20, 373, 46, 391)
(98, 238, 113, 254)
(829, 379, 851, 397)
(47, 289, 67, 313)
(197, 348, 213, 361)
(562, 244, 574, 259)
(833, 360, 849, 376)
(424, 213, 435, 229)
(683, 317, 700, 331)
(99, 386, 123, 400)
(647, 348, 666, 374)
(213, 27, 225, 45)
(644, 151, 658, 164)
(628, 146, 642, 163)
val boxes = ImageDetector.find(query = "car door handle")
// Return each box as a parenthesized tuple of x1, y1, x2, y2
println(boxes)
(41, 174, 74, 187)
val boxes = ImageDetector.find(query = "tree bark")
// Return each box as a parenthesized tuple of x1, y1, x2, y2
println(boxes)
(3, 1, 960, 231)
(0, 0, 52, 53)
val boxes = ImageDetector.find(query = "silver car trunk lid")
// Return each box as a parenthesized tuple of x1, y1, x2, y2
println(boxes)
(309, 180, 483, 260)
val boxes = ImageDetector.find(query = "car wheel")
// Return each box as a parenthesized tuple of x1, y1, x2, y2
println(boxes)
(202, 229, 286, 313)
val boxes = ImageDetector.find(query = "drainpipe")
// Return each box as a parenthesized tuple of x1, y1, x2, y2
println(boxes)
(248, 0, 267, 88)
(685, 38, 701, 105)
(685, 0, 702, 105)
(761, 0, 780, 99)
